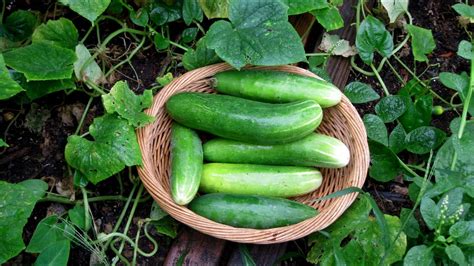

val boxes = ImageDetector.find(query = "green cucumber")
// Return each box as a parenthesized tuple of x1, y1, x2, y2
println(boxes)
(188, 193, 317, 229)
(204, 133, 350, 168)
(200, 163, 322, 197)
(166, 92, 322, 144)
(170, 123, 203, 205)
(213, 70, 342, 108)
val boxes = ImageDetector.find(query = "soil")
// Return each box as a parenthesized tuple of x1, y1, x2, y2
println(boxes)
(0, 0, 471, 265)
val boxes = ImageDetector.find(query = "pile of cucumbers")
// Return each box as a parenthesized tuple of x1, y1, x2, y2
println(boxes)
(165, 70, 350, 229)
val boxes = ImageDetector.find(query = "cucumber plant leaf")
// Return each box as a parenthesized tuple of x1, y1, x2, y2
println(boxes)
(74, 44, 104, 85)
(198, 0, 230, 19)
(398, 94, 432, 132)
(130, 8, 149, 27)
(102, 81, 155, 127)
(182, 36, 221, 70)
(68, 204, 92, 231)
(181, 27, 198, 43)
(369, 140, 403, 182)
(452, 3, 474, 23)
(32, 18, 78, 50)
(405, 126, 446, 155)
(24, 79, 76, 100)
(150, 1, 183, 26)
(0, 54, 24, 100)
(0, 138, 8, 147)
(403, 245, 434, 266)
(3, 42, 76, 81)
(381, 0, 408, 23)
(182, 0, 203, 25)
(406, 25, 436, 62)
(1, 10, 37, 42)
(307, 196, 406, 265)
(356, 15, 393, 65)
(318, 33, 356, 57)
(363, 114, 388, 146)
(59, 0, 111, 23)
(344, 81, 380, 104)
(154, 32, 170, 50)
(375, 95, 407, 123)
(389, 123, 406, 154)
(206, 0, 306, 69)
(0, 179, 48, 264)
(457, 40, 472, 60)
(280, 0, 328, 15)
(439, 72, 474, 116)
(33, 239, 70, 266)
(312, 6, 344, 31)
(65, 114, 142, 184)
(26, 216, 63, 253)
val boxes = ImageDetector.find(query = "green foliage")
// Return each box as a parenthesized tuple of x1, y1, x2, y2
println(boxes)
(33, 240, 70, 266)
(439, 72, 474, 116)
(381, 0, 408, 23)
(205, 0, 306, 69)
(32, 18, 78, 50)
(68, 204, 91, 231)
(26, 216, 64, 253)
(398, 94, 433, 132)
(198, 0, 230, 19)
(307, 197, 406, 265)
(21, 79, 76, 100)
(102, 81, 155, 127)
(181, 27, 198, 43)
(356, 15, 393, 65)
(452, 3, 474, 22)
(149, 1, 183, 26)
(406, 25, 436, 62)
(130, 8, 149, 27)
(318, 33, 356, 57)
(0, 138, 8, 147)
(74, 44, 104, 84)
(65, 114, 142, 184)
(404, 126, 446, 154)
(400, 208, 420, 239)
(3, 42, 76, 81)
(368, 140, 402, 182)
(445, 245, 467, 266)
(59, 0, 111, 23)
(281, 0, 328, 15)
(389, 123, 407, 154)
(1, 10, 37, 42)
(375, 95, 406, 122)
(0, 54, 24, 100)
(154, 32, 170, 50)
(420, 197, 439, 229)
(403, 245, 434, 266)
(363, 114, 388, 146)
(0, 180, 48, 264)
(182, 36, 221, 70)
(344, 81, 380, 104)
(312, 6, 344, 31)
(183, 0, 203, 25)
(149, 202, 178, 238)
(457, 40, 472, 60)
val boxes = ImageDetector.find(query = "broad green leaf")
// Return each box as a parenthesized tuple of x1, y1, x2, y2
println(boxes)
(381, 0, 408, 23)
(356, 16, 393, 65)
(452, 3, 474, 22)
(74, 44, 104, 85)
(439, 72, 474, 116)
(68, 204, 91, 231)
(24, 79, 75, 100)
(438, 188, 464, 217)
(310, 67, 332, 82)
(450, 221, 474, 245)
(198, 0, 230, 19)
(2, 10, 37, 42)
(458, 40, 472, 60)
(65, 114, 142, 184)
(238, 244, 256, 266)
(206, 0, 306, 69)
(183, 0, 203, 25)
(398, 94, 432, 132)
(308, 55, 327, 68)
(400, 208, 420, 239)
(26, 216, 62, 253)
(405, 126, 446, 154)
(389, 123, 406, 154)
(445, 245, 467, 266)
(420, 197, 439, 230)
(32, 18, 78, 50)
(33, 239, 70, 266)
(150, 201, 169, 221)
(0, 179, 48, 264)
(344, 81, 380, 104)
(0, 54, 24, 100)
(182, 36, 221, 70)
(308, 196, 406, 265)
(0, 138, 8, 147)
(181, 27, 198, 43)
(368, 140, 402, 182)
(154, 32, 170, 50)
(59, 0, 111, 23)
(102, 81, 154, 127)
(156, 72, 174, 86)
(403, 245, 434, 266)
(4, 42, 76, 81)
(312, 6, 344, 31)
(152, 216, 178, 238)
(398, 79, 427, 98)
(281, 0, 328, 15)
(149, 1, 182, 26)
(318, 33, 356, 57)
(130, 8, 149, 27)
(375, 95, 406, 122)
(406, 25, 436, 62)
(363, 114, 388, 146)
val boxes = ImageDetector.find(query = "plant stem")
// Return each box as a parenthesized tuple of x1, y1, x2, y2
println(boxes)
(80, 186, 92, 233)
(393, 55, 427, 88)
(306, 52, 331, 57)
(385, 59, 406, 85)
(370, 64, 390, 96)
(132, 224, 141, 265)
(85, 80, 107, 95)
(74, 96, 93, 135)
(105, 35, 146, 78)
(39, 191, 148, 205)
(458, 46, 474, 139)
(397, 157, 421, 178)
(169, 40, 189, 51)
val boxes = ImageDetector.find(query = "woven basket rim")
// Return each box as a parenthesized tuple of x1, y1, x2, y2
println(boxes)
(137, 63, 370, 244)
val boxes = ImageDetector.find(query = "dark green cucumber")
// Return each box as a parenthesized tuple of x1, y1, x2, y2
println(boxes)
(213, 70, 341, 108)
(188, 193, 317, 229)
(170, 123, 203, 205)
(204, 133, 350, 168)
(200, 163, 322, 197)
(166, 93, 322, 144)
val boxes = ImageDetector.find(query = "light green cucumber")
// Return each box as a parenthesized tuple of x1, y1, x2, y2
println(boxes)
(188, 193, 318, 229)
(213, 70, 342, 107)
(200, 163, 322, 197)
(204, 133, 350, 168)
(166, 92, 322, 144)
(170, 123, 203, 205)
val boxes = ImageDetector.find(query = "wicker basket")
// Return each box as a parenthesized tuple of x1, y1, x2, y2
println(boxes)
(137, 63, 369, 244)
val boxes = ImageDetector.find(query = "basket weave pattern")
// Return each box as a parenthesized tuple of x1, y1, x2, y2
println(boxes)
(137, 63, 369, 244)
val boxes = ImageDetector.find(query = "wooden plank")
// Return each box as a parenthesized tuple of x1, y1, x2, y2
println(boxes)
(226, 243, 288, 266)
(163, 228, 227, 266)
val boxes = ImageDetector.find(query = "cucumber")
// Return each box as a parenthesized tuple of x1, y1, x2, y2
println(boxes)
(188, 193, 317, 229)
(204, 133, 350, 168)
(200, 163, 322, 197)
(170, 123, 203, 205)
(213, 70, 341, 108)
(166, 93, 322, 144)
